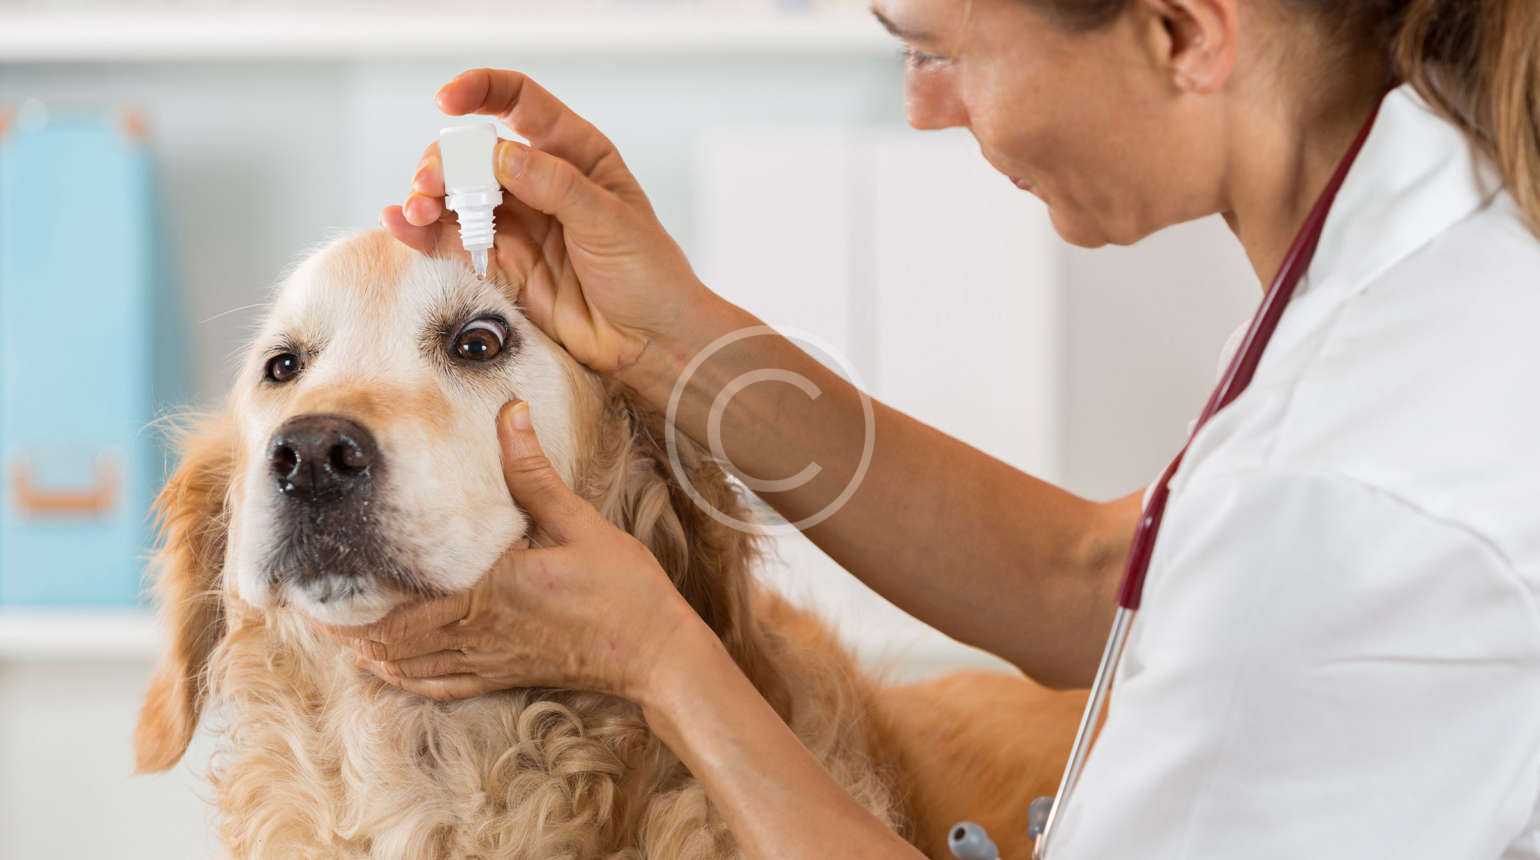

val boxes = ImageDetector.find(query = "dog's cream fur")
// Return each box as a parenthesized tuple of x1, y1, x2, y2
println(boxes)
(135, 231, 1083, 859)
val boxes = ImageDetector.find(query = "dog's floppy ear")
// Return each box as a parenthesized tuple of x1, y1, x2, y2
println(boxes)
(582, 386, 774, 681)
(134, 412, 237, 773)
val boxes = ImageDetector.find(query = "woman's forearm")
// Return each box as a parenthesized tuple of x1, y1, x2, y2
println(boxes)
(640, 614, 926, 860)
(621, 294, 1139, 688)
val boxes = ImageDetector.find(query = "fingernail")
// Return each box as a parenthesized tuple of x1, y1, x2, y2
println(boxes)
(405, 195, 431, 224)
(496, 140, 528, 181)
(411, 165, 431, 193)
(509, 400, 533, 431)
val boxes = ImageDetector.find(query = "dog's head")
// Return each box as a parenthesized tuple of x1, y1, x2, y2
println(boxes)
(134, 230, 770, 771)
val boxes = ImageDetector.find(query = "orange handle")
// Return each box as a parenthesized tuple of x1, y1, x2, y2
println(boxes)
(10, 457, 120, 519)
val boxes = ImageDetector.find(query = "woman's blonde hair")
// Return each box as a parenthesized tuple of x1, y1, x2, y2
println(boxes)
(1036, 0, 1540, 235)
(1390, 0, 1540, 233)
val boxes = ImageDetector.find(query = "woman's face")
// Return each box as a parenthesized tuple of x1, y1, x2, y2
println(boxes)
(876, 0, 1227, 247)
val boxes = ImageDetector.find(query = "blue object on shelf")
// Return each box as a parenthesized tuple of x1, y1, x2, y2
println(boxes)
(0, 110, 184, 606)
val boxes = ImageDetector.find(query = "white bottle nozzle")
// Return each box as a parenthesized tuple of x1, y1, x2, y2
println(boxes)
(439, 123, 503, 279)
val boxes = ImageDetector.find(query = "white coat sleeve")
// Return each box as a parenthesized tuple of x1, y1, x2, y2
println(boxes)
(1052, 469, 1540, 860)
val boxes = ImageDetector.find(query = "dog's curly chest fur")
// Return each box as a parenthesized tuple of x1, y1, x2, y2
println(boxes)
(203, 597, 901, 860)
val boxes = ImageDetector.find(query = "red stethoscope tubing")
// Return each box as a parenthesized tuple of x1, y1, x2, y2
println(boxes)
(1033, 98, 1386, 859)
(1117, 102, 1384, 611)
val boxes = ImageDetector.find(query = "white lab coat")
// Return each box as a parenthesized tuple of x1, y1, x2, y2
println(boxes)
(1054, 84, 1540, 858)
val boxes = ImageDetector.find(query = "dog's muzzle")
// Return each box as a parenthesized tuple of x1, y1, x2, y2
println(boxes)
(262, 413, 408, 602)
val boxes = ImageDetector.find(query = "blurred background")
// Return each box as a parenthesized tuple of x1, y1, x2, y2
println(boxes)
(0, 0, 1257, 855)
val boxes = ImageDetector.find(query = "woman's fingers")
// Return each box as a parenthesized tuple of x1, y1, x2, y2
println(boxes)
(493, 139, 624, 239)
(410, 141, 445, 197)
(324, 589, 473, 645)
(401, 142, 447, 227)
(381, 205, 441, 254)
(436, 69, 628, 184)
(402, 193, 444, 227)
(362, 649, 471, 680)
(341, 626, 465, 663)
(366, 670, 491, 702)
(496, 400, 592, 544)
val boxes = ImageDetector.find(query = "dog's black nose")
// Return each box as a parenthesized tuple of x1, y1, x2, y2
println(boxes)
(268, 414, 377, 500)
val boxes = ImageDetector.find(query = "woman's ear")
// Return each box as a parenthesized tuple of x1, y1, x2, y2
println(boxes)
(1137, 0, 1238, 94)
(134, 412, 238, 773)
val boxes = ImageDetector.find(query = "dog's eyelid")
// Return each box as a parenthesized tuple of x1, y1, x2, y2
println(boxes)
(459, 317, 508, 344)
(445, 314, 516, 365)
(257, 334, 324, 386)
(261, 333, 322, 360)
(264, 354, 300, 383)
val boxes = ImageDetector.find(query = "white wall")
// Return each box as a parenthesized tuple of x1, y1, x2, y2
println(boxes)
(1062, 219, 1260, 499)
(0, 655, 218, 858)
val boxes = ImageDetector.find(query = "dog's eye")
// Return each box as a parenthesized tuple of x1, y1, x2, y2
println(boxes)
(452, 318, 507, 362)
(265, 353, 303, 383)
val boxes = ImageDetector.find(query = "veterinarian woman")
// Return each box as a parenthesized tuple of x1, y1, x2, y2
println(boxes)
(357, 0, 1540, 856)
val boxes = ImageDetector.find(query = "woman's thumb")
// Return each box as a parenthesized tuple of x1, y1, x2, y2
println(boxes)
(494, 140, 618, 236)
(497, 400, 585, 542)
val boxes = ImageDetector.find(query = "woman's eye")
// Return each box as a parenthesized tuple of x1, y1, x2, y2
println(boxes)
(452, 318, 508, 362)
(265, 352, 303, 383)
(902, 46, 947, 70)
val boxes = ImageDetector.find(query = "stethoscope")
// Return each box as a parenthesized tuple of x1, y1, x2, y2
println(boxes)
(948, 97, 1385, 860)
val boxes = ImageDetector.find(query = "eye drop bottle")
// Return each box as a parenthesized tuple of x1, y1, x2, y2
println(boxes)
(439, 123, 503, 279)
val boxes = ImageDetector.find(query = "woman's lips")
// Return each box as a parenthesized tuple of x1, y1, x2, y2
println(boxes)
(1010, 176, 1034, 192)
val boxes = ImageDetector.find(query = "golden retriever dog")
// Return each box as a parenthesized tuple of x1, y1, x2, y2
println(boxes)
(134, 230, 1085, 859)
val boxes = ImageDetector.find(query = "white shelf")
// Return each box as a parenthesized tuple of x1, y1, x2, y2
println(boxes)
(0, 609, 161, 661)
(0, 9, 895, 62)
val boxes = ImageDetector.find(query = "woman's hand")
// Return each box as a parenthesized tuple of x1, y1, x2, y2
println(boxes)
(387, 68, 717, 378)
(317, 399, 706, 703)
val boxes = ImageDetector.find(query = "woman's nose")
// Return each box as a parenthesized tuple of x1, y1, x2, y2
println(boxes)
(267, 414, 378, 501)
(905, 76, 969, 131)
